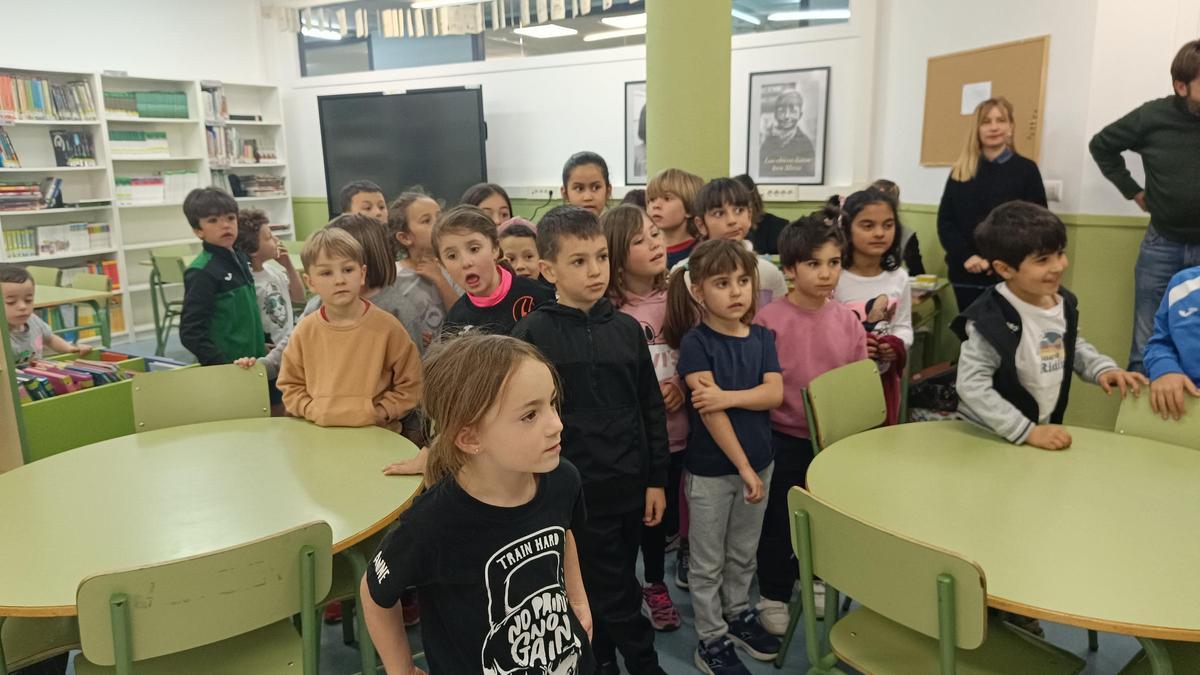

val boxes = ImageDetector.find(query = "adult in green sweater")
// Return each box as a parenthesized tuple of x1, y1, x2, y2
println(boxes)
(1090, 40, 1200, 374)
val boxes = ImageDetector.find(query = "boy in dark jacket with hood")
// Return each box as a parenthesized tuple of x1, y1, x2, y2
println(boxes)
(952, 202, 1145, 450)
(513, 205, 668, 675)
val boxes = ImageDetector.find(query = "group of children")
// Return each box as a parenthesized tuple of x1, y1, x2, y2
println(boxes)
(4, 145, 1199, 675)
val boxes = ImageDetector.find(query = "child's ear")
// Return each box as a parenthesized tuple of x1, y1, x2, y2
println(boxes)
(696, 218, 709, 239)
(560, 186, 569, 202)
(991, 259, 1014, 280)
(455, 425, 481, 456)
(540, 259, 557, 284)
(302, 272, 314, 292)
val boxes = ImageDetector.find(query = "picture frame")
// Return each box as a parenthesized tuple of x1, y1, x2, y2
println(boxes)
(624, 80, 647, 185)
(746, 67, 830, 185)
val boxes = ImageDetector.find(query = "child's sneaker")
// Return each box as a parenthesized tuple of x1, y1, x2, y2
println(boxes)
(323, 603, 342, 624)
(674, 540, 690, 589)
(755, 598, 790, 636)
(695, 636, 752, 675)
(726, 609, 781, 661)
(665, 532, 681, 552)
(640, 582, 682, 631)
(1006, 613, 1045, 638)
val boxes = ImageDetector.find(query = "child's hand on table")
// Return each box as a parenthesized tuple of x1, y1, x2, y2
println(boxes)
(383, 446, 428, 475)
(1026, 424, 1072, 451)
(1098, 369, 1148, 399)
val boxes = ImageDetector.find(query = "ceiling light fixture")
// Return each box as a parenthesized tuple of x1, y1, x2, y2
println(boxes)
(411, 0, 488, 8)
(731, 8, 762, 25)
(767, 9, 851, 22)
(583, 27, 646, 42)
(513, 24, 578, 38)
(301, 26, 343, 40)
(600, 13, 646, 29)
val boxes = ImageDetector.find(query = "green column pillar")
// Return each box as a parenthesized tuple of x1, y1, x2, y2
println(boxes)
(645, 0, 732, 180)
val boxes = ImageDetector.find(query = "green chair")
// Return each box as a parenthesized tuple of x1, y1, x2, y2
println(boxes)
(1114, 390, 1200, 451)
(148, 251, 190, 356)
(0, 616, 80, 675)
(776, 487, 1085, 674)
(74, 521, 331, 675)
(70, 273, 113, 345)
(131, 363, 269, 433)
(1117, 640, 1200, 675)
(24, 265, 61, 287)
(804, 359, 887, 454)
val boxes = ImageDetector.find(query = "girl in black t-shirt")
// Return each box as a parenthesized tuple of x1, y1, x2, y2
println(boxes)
(362, 334, 594, 675)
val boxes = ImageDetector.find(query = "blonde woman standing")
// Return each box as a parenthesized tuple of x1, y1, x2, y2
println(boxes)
(937, 97, 1047, 311)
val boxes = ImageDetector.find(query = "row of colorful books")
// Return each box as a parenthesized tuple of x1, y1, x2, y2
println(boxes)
(105, 91, 189, 119)
(0, 181, 45, 211)
(2, 222, 112, 259)
(0, 75, 98, 122)
(0, 129, 18, 167)
(114, 171, 200, 205)
(109, 130, 170, 158)
(16, 351, 187, 403)
(58, 259, 121, 290)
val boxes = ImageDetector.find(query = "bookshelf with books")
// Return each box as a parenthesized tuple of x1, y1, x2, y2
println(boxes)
(1, 68, 291, 345)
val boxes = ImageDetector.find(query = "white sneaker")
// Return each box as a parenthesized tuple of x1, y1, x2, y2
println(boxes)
(755, 598, 790, 636)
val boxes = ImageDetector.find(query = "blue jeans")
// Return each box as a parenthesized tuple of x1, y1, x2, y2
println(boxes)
(1130, 224, 1200, 373)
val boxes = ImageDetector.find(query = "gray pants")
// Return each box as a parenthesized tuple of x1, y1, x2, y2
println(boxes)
(686, 463, 774, 641)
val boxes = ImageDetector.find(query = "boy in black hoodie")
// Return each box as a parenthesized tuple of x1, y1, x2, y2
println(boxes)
(513, 205, 669, 675)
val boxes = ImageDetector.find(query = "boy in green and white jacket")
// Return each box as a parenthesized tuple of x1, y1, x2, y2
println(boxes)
(179, 187, 266, 366)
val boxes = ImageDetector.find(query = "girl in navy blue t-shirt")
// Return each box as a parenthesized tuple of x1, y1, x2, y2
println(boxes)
(663, 239, 784, 671)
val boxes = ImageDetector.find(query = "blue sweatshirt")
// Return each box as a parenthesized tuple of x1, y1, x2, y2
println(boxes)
(1145, 265, 1200, 382)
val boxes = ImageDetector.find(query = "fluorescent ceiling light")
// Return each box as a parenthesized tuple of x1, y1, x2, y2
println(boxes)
(600, 12, 646, 29)
(583, 27, 646, 42)
(301, 26, 342, 40)
(768, 9, 851, 22)
(731, 8, 762, 25)
(513, 24, 578, 38)
(411, 0, 487, 8)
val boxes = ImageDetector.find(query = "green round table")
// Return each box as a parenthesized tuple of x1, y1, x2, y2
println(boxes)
(0, 417, 421, 618)
(807, 421, 1200, 643)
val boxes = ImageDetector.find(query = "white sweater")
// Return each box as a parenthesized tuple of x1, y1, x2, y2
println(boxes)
(833, 268, 913, 348)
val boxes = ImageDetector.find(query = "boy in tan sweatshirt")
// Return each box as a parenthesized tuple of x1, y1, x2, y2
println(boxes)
(277, 228, 422, 427)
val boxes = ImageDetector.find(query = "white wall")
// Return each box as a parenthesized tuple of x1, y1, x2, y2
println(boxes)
(266, 5, 878, 200)
(0, 0, 268, 84)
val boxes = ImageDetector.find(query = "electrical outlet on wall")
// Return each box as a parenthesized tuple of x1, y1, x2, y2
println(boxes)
(759, 185, 800, 201)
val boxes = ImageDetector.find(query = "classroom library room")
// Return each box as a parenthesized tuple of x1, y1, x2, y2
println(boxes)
(1, 0, 1199, 673)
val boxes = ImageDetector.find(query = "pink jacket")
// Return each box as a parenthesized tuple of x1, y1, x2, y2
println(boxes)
(617, 289, 689, 453)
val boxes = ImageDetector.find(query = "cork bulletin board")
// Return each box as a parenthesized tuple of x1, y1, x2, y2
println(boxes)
(920, 35, 1050, 166)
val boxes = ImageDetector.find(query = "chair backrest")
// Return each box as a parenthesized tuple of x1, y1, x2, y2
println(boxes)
(150, 254, 189, 286)
(788, 487, 988, 649)
(76, 521, 332, 667)
(70, 273, 112, 293)
(806, 359, 887, 451)
(131, 363, 270, 432)
(25, 265, 61, 287)
(1114, 392, 1200, 450)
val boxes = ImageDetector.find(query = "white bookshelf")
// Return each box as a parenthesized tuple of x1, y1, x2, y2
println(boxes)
(1, 66, 292, 345)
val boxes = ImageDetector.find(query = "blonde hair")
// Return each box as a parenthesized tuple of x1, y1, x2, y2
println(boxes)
(422, 334, 560, 486)
(950, 97, 1015, 182)
(300, 227, 364, 270)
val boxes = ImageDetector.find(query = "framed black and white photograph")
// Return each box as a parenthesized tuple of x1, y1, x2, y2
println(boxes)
(625, 80, 647, 185)
(747, 67, 830, 185)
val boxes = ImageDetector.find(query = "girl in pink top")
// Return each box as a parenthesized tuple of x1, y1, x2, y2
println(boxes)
(602, 204, 687, 632)
(751, 213, 867, 633)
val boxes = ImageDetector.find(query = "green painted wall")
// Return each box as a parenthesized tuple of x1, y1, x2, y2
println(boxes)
(292, 195, 1148, 430)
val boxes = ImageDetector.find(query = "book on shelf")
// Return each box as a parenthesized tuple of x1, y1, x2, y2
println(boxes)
(201, 88, 228, 123)
(228, 113, 263, 122)
(0, 74, 97, 122)
(59, 259, 120, 290)
(0, 128, 19, 167)
(39, 176, 63, 208)
(114, 170, 199, 205)
(231, 173, 286, 197)
(108, 130, 170, 158)
(0, 180, 44, 211)
(50, 129, 98, 167)
(104, 91, 138, 118)
(3, 221, 111, 259)
(104, 90, 189, 119)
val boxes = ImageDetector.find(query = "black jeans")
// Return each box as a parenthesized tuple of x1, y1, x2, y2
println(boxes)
(640, 452, 685, 584)
(575, 506, 660, 673)
(757, 431, 815, 603)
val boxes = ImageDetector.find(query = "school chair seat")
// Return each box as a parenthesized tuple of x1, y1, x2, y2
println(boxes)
(131, 362, 269, 433)
(1117, 640, 1200, 675)
(1114, 390, 1200, 450)
(73, 521, 331, 675)
(776, 487, 1085, 675)
(805, 359, 887, 453)
(148, 251, 190, 357)
(0, 616, 80, 675)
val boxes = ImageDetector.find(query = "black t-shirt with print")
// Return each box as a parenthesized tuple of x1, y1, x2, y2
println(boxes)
(444, 274, 555, 336)
(367, 459, 593, 675)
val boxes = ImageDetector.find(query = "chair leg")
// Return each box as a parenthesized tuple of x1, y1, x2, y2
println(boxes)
(1088, 629, 1099, 652)
(1137, 637, 1174, 675)
(773, 588, 804, 669)
(841, 595, 852, 614)
(341, 600, 356, 645)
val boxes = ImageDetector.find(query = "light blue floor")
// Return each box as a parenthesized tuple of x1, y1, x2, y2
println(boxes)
(95, 334, 1142, 674)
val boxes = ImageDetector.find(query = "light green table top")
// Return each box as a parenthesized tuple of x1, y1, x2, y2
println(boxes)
(0, 417, 421, 617)
(808, 421, 1200, 642)
(33, 285, 112, 309)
